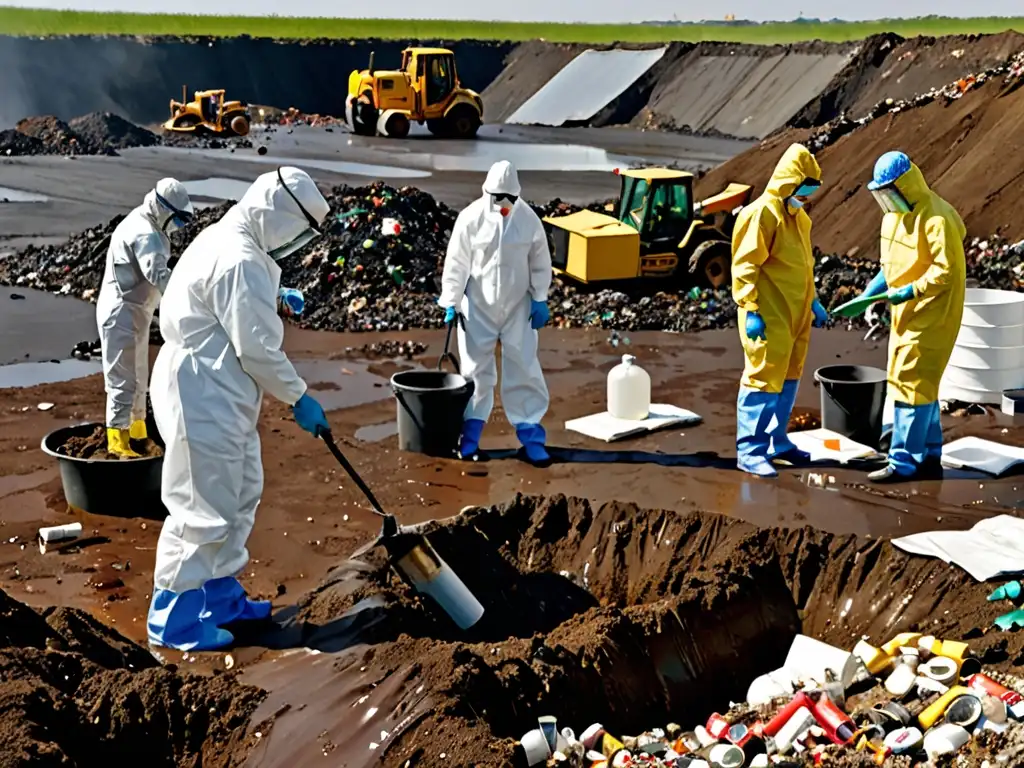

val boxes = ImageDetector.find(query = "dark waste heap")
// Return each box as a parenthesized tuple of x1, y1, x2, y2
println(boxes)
(3, 183, 1022, 337)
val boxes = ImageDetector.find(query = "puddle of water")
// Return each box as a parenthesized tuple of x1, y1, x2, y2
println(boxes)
(419, 141, 642, 173)
(0, 358, 102, 388)
(181, 177, 253, 201)
(355, 421, 398, 443)
(0, 186, 49, 203)
(0, 287, 98, 364)
(293, 360, 394, 411)
(0, 469, 54, 500)
(160, 147, 432, 179)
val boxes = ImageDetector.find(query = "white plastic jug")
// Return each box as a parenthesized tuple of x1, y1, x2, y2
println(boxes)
(608, 354, 650, 420)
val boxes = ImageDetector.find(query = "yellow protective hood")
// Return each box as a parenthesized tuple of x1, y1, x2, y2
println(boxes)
(891, 162, 931, 208)
(765, 143, 822, 200)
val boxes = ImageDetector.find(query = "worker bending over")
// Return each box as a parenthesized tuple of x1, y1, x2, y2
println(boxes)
(731, 144, 828, 478)
(148, 167, 330, 650)
(856, 151, 966, 482)
(438, 160, 553, 464)
(97, 178, 193, 457)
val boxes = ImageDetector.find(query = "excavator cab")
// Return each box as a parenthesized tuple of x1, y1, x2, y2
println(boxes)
(542, 167, 752, 289)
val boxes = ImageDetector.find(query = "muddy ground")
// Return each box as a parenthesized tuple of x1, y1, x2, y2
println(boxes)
(1, 325, 1023, 764)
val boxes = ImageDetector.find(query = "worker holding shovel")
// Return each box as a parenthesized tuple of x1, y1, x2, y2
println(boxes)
(855, 151, 966, 482)
(731, 143, 829, 478)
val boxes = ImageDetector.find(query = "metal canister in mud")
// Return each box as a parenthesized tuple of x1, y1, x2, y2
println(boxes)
(383, 533, 484, 630)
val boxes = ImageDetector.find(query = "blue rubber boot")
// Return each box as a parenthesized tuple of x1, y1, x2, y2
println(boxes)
(516, 423, 550, 464)
(148, 588, 234, 651)
(870, 402, 931, 482)
(737, 387, 779, 478)
(459, 418, 485, 459)
(769, 379, 811, 464)
(203, 576, 272, 625)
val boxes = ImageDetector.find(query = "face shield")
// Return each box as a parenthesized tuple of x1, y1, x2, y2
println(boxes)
(268, 167, 323, 261)
(156, 192, 195, 233)
(871, 186, 912, 215)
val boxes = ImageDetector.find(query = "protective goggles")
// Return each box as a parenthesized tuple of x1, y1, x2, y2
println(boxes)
(793, 180, 821, 197)
(155, 192, 194, 230)
(871, 186, 912, 214)
(491, 193, 518, 205)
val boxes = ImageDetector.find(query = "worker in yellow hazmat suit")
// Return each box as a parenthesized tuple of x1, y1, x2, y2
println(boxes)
(732, 143, 828, 478)
(855, 151, 966, 482)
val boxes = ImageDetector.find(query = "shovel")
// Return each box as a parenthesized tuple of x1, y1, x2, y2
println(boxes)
(831, 292, 887, 319)
(319, 429, 484, 629)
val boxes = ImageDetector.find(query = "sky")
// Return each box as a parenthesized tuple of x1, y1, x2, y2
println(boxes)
(4, 0, 1023, 23)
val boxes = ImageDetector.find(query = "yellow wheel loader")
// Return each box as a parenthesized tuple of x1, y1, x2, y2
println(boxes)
(543, 168, 753, 290)
(345, 47, 483, 139)
(163, 87, 251, 137)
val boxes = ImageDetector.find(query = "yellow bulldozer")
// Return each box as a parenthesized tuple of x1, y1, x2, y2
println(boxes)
(163, 86, 251, 137)
(345, 47, 483, 139)
(543, 168, 753, 290)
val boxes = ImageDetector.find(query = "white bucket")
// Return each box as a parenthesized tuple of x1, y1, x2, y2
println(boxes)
(782, 634, 858, 689)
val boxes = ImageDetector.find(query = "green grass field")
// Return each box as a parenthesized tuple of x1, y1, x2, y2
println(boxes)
(0, 7, 1022, 43)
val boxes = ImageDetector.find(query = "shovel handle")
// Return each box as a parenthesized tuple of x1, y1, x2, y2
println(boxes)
(320, 430, 388, 518)
(437, 313, 463, 373)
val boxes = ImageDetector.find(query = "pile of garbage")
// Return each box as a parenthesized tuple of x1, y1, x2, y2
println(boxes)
(805, 48, 1024, 155)
(7, 183, 1024, 338)
(255, 106, 345, 128)
(5, 113, 159, 156)
(523, 632, 1024, 767)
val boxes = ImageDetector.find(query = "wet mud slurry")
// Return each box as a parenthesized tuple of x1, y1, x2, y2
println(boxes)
(57, 424, 163, 460)
(0, 587, 262, 766)
(242, 494, 1024, 767)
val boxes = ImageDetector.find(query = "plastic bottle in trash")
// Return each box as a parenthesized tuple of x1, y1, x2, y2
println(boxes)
(607, 354, 650, 420)
(277, 287, 304, 317)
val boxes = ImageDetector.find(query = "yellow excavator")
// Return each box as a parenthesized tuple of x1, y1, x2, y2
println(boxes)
(345, 47, 483, 139)
(163, 87, 251, 136)
(543, 168, 753, 290)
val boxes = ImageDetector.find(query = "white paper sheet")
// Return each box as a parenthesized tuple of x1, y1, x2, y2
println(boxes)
(893, 515, 1024, 581)
(787, 428, 878, 463)
(564, 404, 702, 442)
(941, 436, 1024, 476)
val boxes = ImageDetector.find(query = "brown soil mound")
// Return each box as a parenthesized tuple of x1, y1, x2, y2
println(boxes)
(58, 425, 163, 460)
(792, 31, 1024, 129)
(14, 115, 85, 154)
(697, 73, 1024, 258)
(262, 494, 1023, 767)
(0, 588, 264, 766)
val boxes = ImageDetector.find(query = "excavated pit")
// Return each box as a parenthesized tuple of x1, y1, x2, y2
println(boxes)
(253, 494, 1021, 767)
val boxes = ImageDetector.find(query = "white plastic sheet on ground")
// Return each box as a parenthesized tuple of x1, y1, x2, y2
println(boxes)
(506, 47, 668, 127)
(941, 436, 1024, 476)
(893, 515, 1024, 581)
(564, 403, 701, 442)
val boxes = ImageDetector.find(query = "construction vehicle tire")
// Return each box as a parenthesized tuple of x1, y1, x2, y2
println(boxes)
(380, 111, 410, 139)
(445, 105, 481, 139)
(688, 240, 731, 289)
(350, 94, 377, 136)
(426, 118, 449, 137)
(230, 115, 250, 136)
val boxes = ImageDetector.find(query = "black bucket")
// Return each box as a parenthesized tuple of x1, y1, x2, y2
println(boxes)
(391, 321, 475, 457)
(814, 365, 888, 450)
(40, 422, 166, 518)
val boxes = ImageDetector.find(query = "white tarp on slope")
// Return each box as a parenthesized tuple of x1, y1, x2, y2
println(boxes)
(893, 514, 1024, 581)
(506, 47, 668, 127)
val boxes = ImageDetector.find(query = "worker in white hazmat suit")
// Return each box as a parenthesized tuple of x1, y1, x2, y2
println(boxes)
(96, 178, 194, 457)
(438, 160, 553, 464)
(148, 167, 331, 650)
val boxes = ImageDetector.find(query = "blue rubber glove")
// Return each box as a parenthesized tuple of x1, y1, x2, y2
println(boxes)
(745, 311, 766, 341)
(862, 270, 888, 299)
(292, 393, 328, 436)
(443, 306, 456, 324)
(278, 287, 304, 318)
(530, 299, 549, 330)
(811, 298, 828, 328)
(888, 284, 916, 305)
